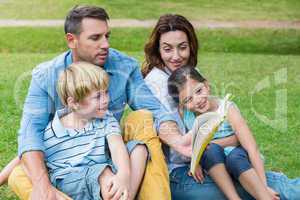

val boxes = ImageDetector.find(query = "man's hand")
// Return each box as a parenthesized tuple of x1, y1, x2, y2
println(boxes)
(31, 182, 65, 200)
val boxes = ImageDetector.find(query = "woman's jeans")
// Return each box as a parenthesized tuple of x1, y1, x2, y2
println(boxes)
(170, 165, 300, 200)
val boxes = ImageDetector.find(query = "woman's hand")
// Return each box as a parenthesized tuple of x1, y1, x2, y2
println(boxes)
(267, 187, 280, 200)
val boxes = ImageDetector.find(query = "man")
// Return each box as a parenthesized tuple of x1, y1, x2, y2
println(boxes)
(8, 5, 192, 200)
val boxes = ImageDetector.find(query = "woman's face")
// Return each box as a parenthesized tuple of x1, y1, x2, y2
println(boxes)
(159, 30, 190, 72)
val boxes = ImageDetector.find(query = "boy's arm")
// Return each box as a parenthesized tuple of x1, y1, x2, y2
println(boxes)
(107, 134, 130, 199)
(227, 105, 267, 186)
(107, 135, 130, 177)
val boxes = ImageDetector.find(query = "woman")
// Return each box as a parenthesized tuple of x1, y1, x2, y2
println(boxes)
(143, 14, 300, 200)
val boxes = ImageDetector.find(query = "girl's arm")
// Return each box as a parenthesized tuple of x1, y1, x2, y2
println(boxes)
(227, 105, 267, 186)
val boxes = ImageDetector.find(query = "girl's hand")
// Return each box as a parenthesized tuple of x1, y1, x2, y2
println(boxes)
(188, 165, 205, 184)
(267, 187, 280, 200)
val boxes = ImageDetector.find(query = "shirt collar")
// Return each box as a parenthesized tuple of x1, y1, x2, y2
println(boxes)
(52, 109, 110, 138)
(51, 108, 70, 138)
(163, 67, 172, 76)
(65, 50, 73, 68)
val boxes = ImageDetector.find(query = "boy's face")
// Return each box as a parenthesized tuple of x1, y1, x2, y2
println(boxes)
(69, 18, 110, 66)
(179, 78, 211, 114)
(76, 89, 109, 119)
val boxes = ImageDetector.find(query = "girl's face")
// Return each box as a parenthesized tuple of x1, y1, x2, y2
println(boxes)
(75, 89, 109, 119)
(159, 30, 190, 72)
(179, 78, 211, 114)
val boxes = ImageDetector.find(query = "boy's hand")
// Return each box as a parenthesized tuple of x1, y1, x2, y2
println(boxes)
(188, 165, 205, 184)
(107, 173, 130, 200)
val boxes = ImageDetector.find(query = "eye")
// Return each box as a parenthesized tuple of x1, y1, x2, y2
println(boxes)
(163, 47, 171, 52)
(105, 33, 110, 39)
(94, 93, 101, 99)
(90, 35, 100, 41)
(183, 97, 192, 105)
(195, 88, 202, 94)
(179, 45, 188, 50)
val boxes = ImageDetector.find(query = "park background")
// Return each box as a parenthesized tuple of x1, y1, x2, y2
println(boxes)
(0, 0, 299, 199)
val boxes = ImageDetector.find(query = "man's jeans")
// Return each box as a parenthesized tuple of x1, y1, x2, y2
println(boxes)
(170, 166, 300, 200)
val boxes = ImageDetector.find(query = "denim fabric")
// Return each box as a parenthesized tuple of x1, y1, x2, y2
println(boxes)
(56, 163, 109, 200)
(266, 171, 300, 200)
(170, 166, 300, 200)
(200, 143, 226, 171)
(226, 146, 252, 179)
(170, 166, 254, 200)
(54, 141, 144, 200)
(18, 49, 176, 156)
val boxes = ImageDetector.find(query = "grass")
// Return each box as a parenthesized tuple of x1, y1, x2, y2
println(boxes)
(0, 51, 299, 199)
(0, 27, 300, 55)
(0, 25, 299, 198)
(0, 0, 300, 20)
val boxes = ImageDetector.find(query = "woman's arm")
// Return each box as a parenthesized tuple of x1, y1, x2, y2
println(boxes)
(159, 121, 193, 158)
(211, 135, 239, 147)
(227, 105, 267, 186)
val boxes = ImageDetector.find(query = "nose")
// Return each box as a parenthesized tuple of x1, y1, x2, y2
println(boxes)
(172, 48, 180, 60)
(99, 93, 109, 106)
(100, 36, 109, 49)
(194, 93, 204, 104)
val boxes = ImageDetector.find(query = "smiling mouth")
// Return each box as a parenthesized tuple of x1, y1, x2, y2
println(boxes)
(198, 100, 207, 110)
(171, 62, 182, 67)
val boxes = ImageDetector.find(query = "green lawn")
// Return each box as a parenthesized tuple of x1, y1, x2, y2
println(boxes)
(0, 27, 300, 55)
(0, 51, 299, 199)
(0, 0, 300, 20)
(0, 24, 299, 199)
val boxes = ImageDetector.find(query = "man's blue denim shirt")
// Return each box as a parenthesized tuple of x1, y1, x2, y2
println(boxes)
(18, 48, 175, 156)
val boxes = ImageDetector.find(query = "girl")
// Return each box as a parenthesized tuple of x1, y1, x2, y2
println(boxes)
(168, 66, 279, 200)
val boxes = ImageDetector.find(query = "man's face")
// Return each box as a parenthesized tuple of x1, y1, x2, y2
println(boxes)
(73, 18, 110, 66)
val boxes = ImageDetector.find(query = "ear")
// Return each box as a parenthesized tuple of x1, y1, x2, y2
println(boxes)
(66, 33, 78, 49)
(67, 96, 79, 111)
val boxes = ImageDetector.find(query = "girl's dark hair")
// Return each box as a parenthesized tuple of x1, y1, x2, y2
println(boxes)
(168, 66, 206, 103)
(142, 14, 199, 77)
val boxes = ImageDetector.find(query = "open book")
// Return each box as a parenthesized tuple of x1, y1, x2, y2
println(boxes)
(190, 94, 231, 176)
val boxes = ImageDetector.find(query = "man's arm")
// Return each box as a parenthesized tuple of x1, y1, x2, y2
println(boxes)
(18, 76, 62, 199)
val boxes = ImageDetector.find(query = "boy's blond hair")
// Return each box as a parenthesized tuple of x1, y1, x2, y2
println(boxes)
(57, 61, 109, 106)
